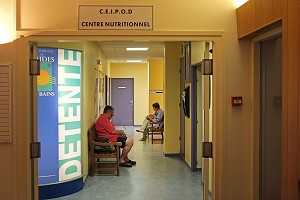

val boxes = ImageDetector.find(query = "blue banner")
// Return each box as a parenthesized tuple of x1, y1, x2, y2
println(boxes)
(37, 48, 59, 184)
(37, 48, 82, 185)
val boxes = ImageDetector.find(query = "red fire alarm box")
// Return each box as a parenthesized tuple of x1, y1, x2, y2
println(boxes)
(231, 96, 242, 106)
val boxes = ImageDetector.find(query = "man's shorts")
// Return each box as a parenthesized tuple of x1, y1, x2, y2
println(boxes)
(117, 137, 127, 148)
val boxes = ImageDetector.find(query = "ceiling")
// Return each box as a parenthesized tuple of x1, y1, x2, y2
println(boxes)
(97, 41, 165, 63)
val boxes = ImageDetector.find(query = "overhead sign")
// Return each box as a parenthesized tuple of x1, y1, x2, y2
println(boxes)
(78, 5, 153, 30)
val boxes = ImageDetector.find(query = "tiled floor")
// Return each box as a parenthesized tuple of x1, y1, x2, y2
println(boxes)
(54, 126, 203, 200)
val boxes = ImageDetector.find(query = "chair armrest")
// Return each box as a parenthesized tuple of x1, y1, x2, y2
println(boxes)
(93, 141, 122, 146)
(149, 121, 164, 132)
(150, 121, 164, 124)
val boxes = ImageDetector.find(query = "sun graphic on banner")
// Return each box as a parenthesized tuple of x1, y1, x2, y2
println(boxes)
(37, 70, 50, 86)
(37, 70, 56, 86)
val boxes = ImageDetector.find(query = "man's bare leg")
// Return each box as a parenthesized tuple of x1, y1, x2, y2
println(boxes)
(120, 139, 133, 163)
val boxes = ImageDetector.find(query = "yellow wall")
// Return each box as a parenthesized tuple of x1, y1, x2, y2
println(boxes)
(149, 59, 164, 112)
(164, 42, 181, 154)
(110, 63, 149, 125)
(82, 41, 105, 180)
(95, 47, 110, 115)
(98, 49, 110, 77)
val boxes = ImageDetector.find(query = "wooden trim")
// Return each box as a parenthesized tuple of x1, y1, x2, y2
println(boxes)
(238, 19, 282, 39)
(236, 0, 283, 38)
(163, 153, 181, 157)
(281, 0, 300, 199)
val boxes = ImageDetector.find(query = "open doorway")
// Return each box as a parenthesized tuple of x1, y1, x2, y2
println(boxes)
(21, 34, 223, 200)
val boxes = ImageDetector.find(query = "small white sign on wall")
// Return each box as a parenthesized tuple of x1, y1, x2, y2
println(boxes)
(78, 5, 153, 30)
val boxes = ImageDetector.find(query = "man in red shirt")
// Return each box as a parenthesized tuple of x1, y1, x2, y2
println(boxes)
(95, 105, 136, 167)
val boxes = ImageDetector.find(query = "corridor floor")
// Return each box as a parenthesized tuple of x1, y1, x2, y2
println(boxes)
(54, 126, 203, 200)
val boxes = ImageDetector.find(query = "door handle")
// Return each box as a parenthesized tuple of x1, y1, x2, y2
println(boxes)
(129, 100, 133, 105)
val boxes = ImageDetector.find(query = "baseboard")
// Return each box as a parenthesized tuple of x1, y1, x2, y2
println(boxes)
(163, 153, 181, 157)
(201, 182, 213, 197)
(39, 176, 84, 199)
(83, 174, 88, 184)
(196, 168, 202, 172)
(182, 157, 192, 170)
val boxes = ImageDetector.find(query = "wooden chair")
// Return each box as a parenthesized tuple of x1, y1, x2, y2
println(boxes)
(148, 121, 164, 144)
(88, 123, 122, 176)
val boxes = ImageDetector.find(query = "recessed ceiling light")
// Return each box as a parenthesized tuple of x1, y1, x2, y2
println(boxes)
(126, 60, 142, 63)
(126, 47, 149, 51)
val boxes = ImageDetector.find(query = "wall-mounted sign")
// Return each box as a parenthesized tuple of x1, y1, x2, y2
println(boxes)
(149, 90, 164, 94)
(78, 5, 153, 30)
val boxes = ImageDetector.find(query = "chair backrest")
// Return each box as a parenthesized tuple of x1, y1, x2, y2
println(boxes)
(88, 122, 96, 151)
(159, 113, 164, 129)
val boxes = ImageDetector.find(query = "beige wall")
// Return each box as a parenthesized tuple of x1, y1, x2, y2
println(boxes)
(38, 42, 84, 51)
(0, 0, 15, 44)
(18, 0, 239, 31)
(0, 0, 256, 199)
(149, 59, 164, 113)
(164, 42, 181, 154)
(110, 63, 149, 125)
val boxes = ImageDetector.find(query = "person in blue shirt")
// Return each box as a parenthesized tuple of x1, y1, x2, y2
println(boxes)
(136, 102, 164, 141)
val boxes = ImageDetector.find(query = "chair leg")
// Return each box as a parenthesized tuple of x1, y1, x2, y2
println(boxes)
(152, 131, 154, 144)
(88, 153, 91, 175)
(88, 153, 95, 176)
(116, 147, 120, 176)
(90, 158, 95, 177)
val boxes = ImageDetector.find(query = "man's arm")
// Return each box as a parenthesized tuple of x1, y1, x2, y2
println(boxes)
(146, 114, 154, 120)
(112, 129, 126, 137)
(153, 110, 164, 122)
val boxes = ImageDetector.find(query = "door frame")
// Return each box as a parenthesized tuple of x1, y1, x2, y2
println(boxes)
(180, 57, 185, 158)
(17, 31, 224, 199)
(191, 63, 199, 172)
(252, 27, 282, 200)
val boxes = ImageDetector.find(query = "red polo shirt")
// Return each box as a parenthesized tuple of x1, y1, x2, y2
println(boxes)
(95, 114, 119, 142)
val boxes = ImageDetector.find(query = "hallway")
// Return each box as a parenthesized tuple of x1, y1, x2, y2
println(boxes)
(54, 126, 203, 200)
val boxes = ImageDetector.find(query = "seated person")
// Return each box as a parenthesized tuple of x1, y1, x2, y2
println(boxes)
(95, 105, 136, 167)
(137, 102, 164, 141)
